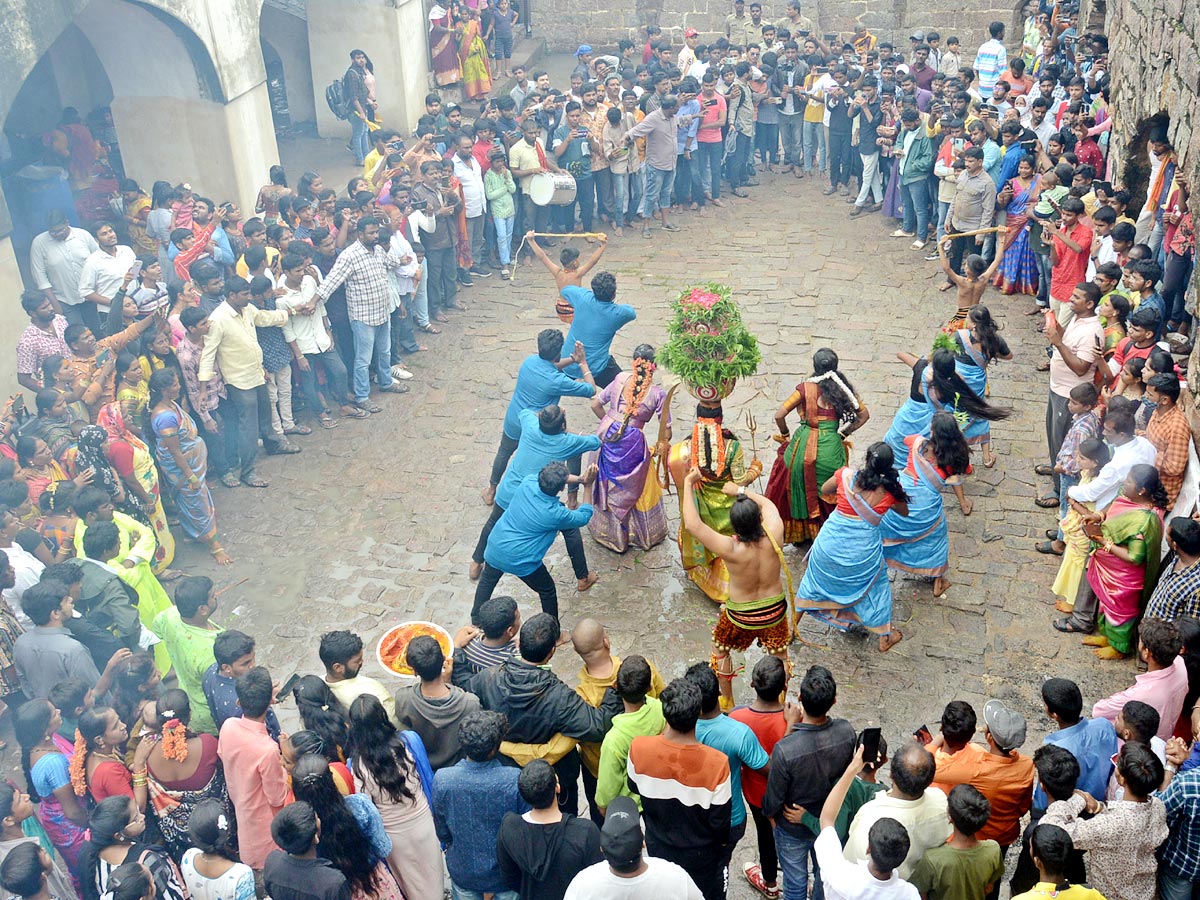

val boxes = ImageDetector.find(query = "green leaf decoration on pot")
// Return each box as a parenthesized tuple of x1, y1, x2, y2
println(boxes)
(659, 283, 761, 396)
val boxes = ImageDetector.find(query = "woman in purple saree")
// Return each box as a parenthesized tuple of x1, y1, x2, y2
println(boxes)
(588, 346, 672, 553)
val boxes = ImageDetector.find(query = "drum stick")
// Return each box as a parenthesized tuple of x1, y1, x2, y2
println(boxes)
(943, 226, 1007, 239)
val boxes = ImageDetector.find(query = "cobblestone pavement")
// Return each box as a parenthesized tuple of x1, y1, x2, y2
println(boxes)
(185, 111, 1133, 898)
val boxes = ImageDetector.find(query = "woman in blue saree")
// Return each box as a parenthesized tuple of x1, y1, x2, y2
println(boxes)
(881, 412, 973, 599)
(794, 442, 911, 653)
(953, 305, 1013, 467)
(884, 348, 1009, 470)
(993, 157, 1041, 296)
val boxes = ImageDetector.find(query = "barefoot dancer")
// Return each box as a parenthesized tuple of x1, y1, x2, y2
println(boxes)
(526, 231, 608, 323)
(794, 442, 910, 653)
(681, 468, 792, 710)
(953, 306, 1013, 467)
(936, 235, 1004, 331)
(880, 412, 973, 599)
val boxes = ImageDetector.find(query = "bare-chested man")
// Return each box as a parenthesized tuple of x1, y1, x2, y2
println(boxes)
(937, 232, 1005, 332)
(526, 231, 607, 323)
(682, 467, 791, 709)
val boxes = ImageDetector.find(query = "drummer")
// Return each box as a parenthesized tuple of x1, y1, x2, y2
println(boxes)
(509, 117, 559, 260)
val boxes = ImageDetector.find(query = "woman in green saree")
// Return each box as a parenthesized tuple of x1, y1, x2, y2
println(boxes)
(765, 349, 869, 543)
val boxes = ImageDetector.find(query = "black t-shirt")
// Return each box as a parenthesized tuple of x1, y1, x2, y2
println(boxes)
(854, 98, 883, 150)
(496, 813, 603, 900)
(263, 852, 351, 900)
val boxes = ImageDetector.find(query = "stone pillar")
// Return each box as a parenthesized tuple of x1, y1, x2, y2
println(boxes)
(109, 81, 279, 213)
(307, 0, 432, 139)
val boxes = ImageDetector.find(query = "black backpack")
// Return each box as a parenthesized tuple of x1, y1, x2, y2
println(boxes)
(326, 76, 351, 120)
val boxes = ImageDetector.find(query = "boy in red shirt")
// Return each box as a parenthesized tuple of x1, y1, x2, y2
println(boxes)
(1048, 197, 1093, 325)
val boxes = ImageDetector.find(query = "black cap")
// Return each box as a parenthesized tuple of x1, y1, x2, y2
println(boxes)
(600, 796, 644, 867)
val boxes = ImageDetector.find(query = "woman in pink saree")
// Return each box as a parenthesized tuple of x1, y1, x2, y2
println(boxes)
(1081, 464, 1167, 660)
(588, 347, 672, 553)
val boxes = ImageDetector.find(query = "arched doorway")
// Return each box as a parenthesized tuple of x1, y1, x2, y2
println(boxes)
(260, 2, 318, 130)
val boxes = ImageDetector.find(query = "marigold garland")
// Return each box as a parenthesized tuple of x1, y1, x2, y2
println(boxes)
(161, 719, 189, 762)
(69, 730, 89, 796)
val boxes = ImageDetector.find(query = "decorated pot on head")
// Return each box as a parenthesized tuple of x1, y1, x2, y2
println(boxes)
(685, 377, 738, 404)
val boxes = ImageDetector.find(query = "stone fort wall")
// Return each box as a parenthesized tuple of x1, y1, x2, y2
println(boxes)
(530, 0, 1021, 57)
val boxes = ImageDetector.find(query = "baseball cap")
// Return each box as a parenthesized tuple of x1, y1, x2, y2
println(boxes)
(910, 30, 926, 41)
(575, 44, 593, 57)
(600, 796, 644, 867)
(984, 699, 1027, 752)
(685, 27, 699, 37)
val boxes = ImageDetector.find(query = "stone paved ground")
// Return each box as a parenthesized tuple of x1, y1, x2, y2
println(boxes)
(104, 61, 1141, 897)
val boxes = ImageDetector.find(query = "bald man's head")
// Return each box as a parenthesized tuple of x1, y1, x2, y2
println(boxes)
(571, 618, 609, 658)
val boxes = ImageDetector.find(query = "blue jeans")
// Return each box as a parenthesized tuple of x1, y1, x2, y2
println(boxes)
(901, 177, 931, 240)
(696, 141, 723, 199)
(452, 888, 518, 900)
(349, 319, 392, 403)
(350, 114, 369, 165)
(674, 153, 704, 206)
(610, 172, 630, 225)
(1056, 472, 1080, 541)
(1158, 868, 1200, 900)
(936, 200, 951, 241)
(729, 132, 754, 189)
(492, 213, 514, 265)
(298, 348, 351, 416)
(775, 826, 823, 900)
(556, 176, 593, 232)
(802, 120, 826, 172)
(1034, 250, 1053, 306)
(641, 166, 675, 217)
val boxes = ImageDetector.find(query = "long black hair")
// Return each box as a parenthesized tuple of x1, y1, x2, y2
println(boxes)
(811, 348, 860, 425)
(292, 676, 350, 761)
(347, 695, 416, 804)
(14, 701, 54, 803)
(927, 411, 971, 476)
(929, 349, 1009, 422)
(967, 306, 1006, 363)
(603, 345, 657, 443)
(857, 442, 909, 502)
(290, 755, 380, 896)
(78, 796, 138, 900)
(112, 652, 160, 731)
(1128, 463, 1169, 510)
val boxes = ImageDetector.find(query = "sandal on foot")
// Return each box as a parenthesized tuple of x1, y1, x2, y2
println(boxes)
(318, 416, 339, 429)
(420, 323, 442, 334)
(241, 477, 269, 489)
(221, 473, 240, 488)
(343, 406, 370, 419)
(1053, 617, 1091, 634)
(1035, 495, 1059, 508)
(284, 425, 313, 436)
(1035, 540, 1064, 556)
(1034, 464, 1055, 476)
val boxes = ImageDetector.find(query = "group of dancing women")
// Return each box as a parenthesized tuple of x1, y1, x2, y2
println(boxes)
(662, 307, 1011, 654)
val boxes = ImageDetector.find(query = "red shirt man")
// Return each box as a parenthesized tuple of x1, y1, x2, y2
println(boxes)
(1050, 200, 1094, 305)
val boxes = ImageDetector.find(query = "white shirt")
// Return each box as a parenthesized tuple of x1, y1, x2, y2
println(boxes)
(78, 245, 136, 305)
(564, 858, 704, 899)
(277, 275, 331, 355)
(816, 826, 920, 900)
(843, 789, 952, 880)
(451, 154, 486, 217)
(1068, 436, 1158, 509)
(30, 228, 99, 306)
(387, 232, 420, 297)
(2, 545, 44, 628)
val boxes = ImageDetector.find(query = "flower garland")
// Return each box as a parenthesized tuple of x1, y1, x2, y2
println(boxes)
(161, 717, 189, 762)
(810, 371, 860, 410)
(691, 409, 728, 478)
(69, 730, 89, 797)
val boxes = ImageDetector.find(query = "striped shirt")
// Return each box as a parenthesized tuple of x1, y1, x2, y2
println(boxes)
(973, 39, 1008, 98)
(627, 734, 731, 864)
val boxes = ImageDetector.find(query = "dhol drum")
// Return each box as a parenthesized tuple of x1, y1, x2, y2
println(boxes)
(529, 171, 577, 206)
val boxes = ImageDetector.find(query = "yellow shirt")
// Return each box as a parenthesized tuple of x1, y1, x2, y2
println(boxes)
(235, 247, 279, 279)
(363, 149, 385, 183)
(326, 674, 398, 724)
(575, 654, 666, 775)
(198, 300, 288, 389)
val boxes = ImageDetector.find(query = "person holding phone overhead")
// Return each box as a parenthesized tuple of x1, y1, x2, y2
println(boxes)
(843, 741, 952, 879)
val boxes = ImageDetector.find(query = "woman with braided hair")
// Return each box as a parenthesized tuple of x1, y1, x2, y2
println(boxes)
(587, 345, 672, 552)
(794, 442, 911, 652)
(953, 305, 1013, 467)
(765, 348, 870, 544)
(668, 402, 763, 602)
(883, 348, 1011, 471)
